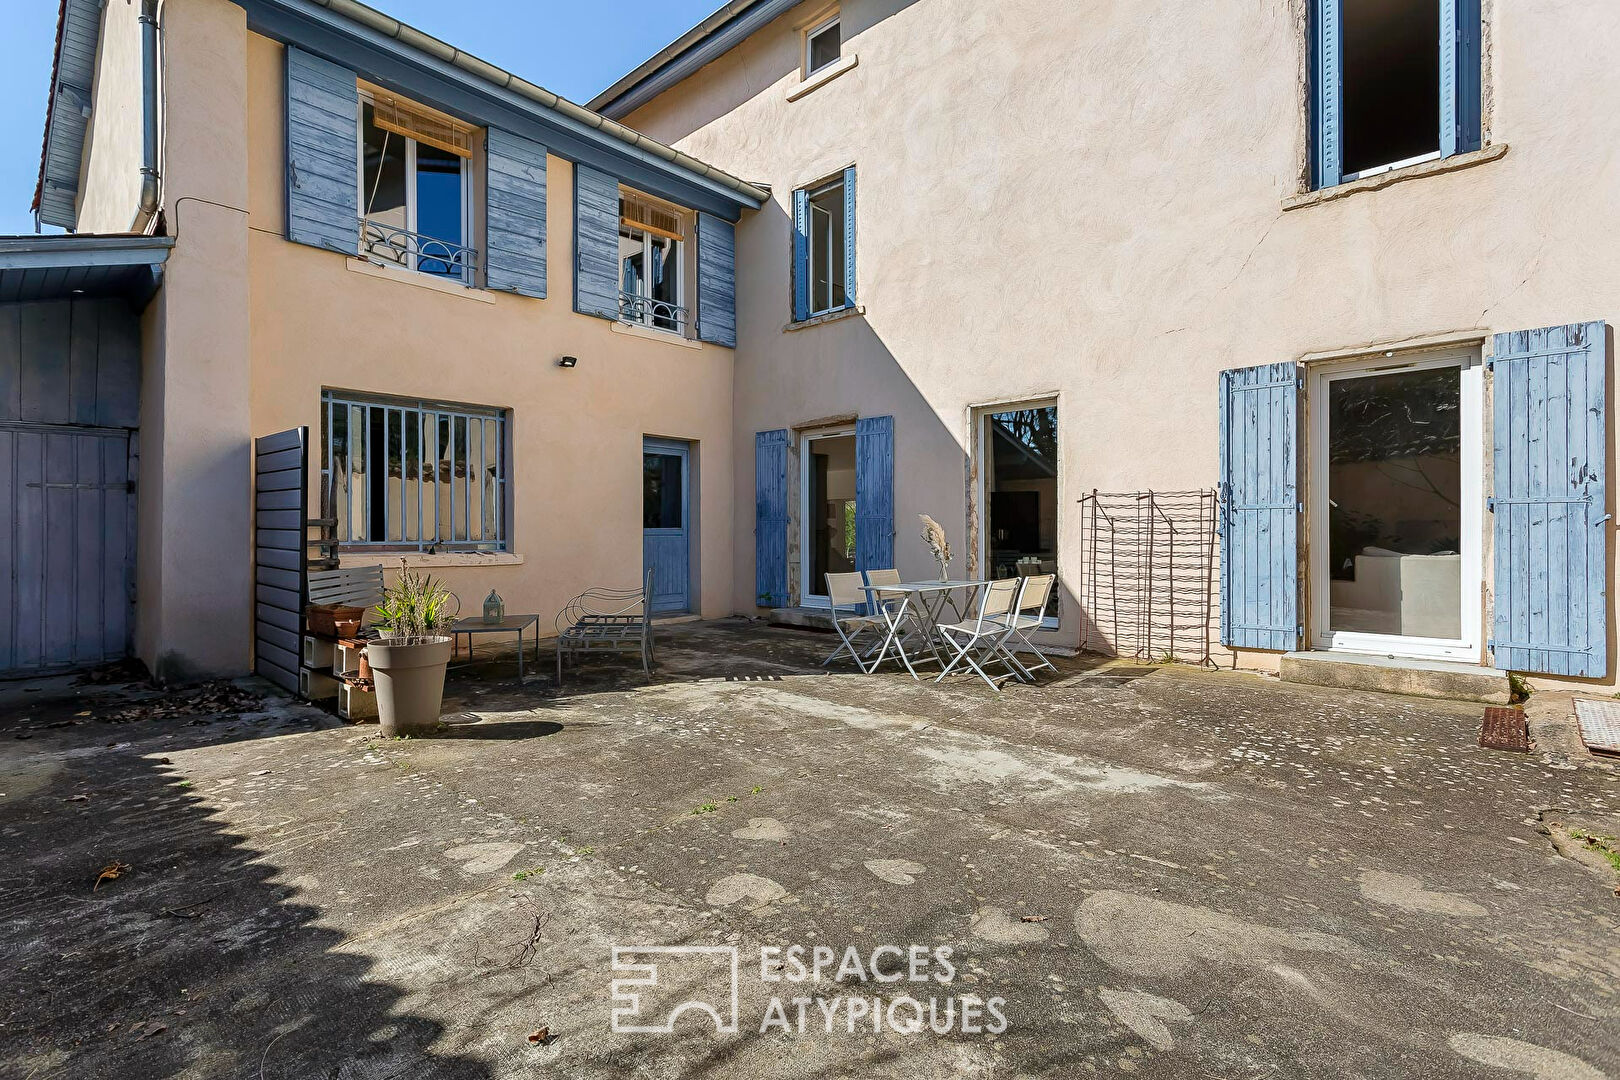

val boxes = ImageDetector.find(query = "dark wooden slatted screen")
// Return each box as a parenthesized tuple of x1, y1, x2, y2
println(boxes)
(254, 427, 308, 693)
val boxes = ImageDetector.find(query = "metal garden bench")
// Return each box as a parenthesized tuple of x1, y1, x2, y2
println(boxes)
(555, 569, 655, 684)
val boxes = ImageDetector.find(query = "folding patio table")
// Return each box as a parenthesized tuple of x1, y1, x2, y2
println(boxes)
(859, 579, 988, 678)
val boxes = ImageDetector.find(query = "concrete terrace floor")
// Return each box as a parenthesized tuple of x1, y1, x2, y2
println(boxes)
(1, 621, 1618, 1080)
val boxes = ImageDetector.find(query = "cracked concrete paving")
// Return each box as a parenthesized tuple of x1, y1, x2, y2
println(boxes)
(1, 620, 1617, 1079)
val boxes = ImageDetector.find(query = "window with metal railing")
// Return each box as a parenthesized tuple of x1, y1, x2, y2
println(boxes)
(320, 391, 508, 551)
(618, 191, 688, 334)
(358, 86, 479, 283)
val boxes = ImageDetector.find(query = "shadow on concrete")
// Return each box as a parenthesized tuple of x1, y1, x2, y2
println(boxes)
(0, 676, 494, 1079)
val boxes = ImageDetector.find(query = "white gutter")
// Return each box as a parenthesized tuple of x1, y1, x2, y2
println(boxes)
(308, 0, 770, 206)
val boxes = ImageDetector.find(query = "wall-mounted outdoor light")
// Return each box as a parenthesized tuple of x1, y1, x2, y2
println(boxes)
(557, 355, 579, 369)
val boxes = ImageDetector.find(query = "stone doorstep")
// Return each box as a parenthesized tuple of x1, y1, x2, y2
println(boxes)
(1281, 650, 1512, 705)
(767, 606, 836, 631)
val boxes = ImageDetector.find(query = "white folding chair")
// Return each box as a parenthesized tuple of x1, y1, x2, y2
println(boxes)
(934, 578, 1024, 690)
(822, 572, 886, 673)
(996, 573, 1057, 679)
(861, 568, 929, 676)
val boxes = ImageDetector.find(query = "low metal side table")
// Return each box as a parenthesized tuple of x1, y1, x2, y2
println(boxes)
(450, 614, 541, 679)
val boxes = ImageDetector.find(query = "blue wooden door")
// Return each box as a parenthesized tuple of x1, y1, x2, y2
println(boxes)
(1490, 321, 1609, 677)
(643, 439, 691, 614)
(1218, 362, 1301, 651)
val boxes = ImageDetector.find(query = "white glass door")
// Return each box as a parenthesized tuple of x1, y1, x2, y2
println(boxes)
(1309, 350, 1482, 660)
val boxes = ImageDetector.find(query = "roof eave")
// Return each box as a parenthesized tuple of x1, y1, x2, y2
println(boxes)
(240, 0, 769, 211)
(587, 0, 803, 121)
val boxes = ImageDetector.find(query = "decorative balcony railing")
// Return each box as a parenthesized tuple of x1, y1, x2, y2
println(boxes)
(360, 219, 478, 282)
(618, 291, 688, 335)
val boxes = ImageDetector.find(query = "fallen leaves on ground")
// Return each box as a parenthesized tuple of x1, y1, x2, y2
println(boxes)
(1020, 914, 1050, 923)
(93, 861, 131, 892)
(100, 681, 265, 724)
(527, 1027, 550, 1045)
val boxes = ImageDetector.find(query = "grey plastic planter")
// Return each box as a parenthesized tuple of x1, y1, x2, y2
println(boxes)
(367, 636, 452, 736)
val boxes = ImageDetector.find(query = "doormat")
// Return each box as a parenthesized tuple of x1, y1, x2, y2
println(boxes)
(1480, 707, 1529, 753)
(1573, 699, 1620, 756)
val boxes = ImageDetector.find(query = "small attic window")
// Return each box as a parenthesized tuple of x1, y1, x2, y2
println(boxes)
(806, 16, 841, 76)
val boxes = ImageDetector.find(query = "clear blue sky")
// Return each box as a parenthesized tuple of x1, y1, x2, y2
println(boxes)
(0, 0, 720, 235)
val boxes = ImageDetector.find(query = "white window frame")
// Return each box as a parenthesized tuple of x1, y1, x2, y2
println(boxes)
(805, 15, 841, 77)
(356, 91, 475, 284)
(618, 223, 686, 336)
(806, 176, 847, 318)
(1307, 347, 1483, 661)
(800, 425, 857, 608)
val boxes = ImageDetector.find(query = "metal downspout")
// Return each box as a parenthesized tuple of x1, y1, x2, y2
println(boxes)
(133, 0, 162, 232)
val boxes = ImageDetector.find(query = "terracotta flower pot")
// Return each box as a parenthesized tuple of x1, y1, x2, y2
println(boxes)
(367, 636, 452, 736)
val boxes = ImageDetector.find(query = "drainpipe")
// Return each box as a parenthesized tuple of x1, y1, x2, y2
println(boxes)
(133, 0, 162, 233)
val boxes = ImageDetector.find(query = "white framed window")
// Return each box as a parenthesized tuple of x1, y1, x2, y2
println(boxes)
(618, 191, 688, 335)
(357, 86, 477, 283)
(805, 15, 841, 76)
(807, 176, 848, 317)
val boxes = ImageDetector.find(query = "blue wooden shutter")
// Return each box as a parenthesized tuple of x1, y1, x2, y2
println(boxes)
(792, 189, 811, 322)
(285, 47, 359, 254)
(1490, 322, 1609, 677)
(855, 415, 894, 572)
(1441, 0, 1482, 158)
(696, 213, 737, 347)
(485, 129, 547, 298)
(842, 167, 857, 307)
(1218, 362, 1301, 650)
(1313, 0, 1342, 189)
(755, 430, 790, 607)
(573, 164, 620, 320)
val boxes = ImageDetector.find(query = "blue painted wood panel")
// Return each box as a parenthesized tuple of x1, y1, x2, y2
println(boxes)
(842, 167, 858, 306)
(854, 415, 894, 573)
(792, 189, 810, 323)
(1313, 0, 1342, 189)
(485, 128, 547, 298)
(1442, 0, 1483, 157)
(286, 47, 359, 255)
(1491, 322, 1609, 678)
(1218, 362, 1300, 651)
(755, 429, 789, 607)
(573, 164, 620, 320)
(0, 427, 134, 674)
(643, 439, 691, 614)
(695, 213, 737, 348)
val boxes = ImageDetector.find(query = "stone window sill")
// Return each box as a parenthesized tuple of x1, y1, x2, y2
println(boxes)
(339, 552, 525, 570)
(611, 320, 703, 350)
(787, 54, 858, 102)
(346, 257, 495, 303)
(785, 304, 865, 333)
(1282, 144, 1508, 211)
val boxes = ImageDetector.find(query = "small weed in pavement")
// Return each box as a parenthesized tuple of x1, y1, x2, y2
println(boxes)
(512, 867, 544, 882)
(692, 803, 719, 815)
(1570, 830, 1620, 872)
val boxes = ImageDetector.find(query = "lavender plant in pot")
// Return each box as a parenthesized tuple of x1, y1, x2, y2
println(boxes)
(367, 565, 456, 736)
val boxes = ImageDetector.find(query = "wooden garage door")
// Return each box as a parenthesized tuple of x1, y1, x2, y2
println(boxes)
(0, 424, 135, 673)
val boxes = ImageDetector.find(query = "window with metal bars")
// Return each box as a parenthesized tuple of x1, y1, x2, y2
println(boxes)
(320, 390, 508, 551)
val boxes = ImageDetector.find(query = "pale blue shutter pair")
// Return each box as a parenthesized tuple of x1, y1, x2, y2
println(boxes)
(755, 416, 893, 607)
(1218, 322, 1610, 678)
(792, 167, 858, 323)
(1313, 0, 1482, 189)
(573, 164, 738, 346)
(284, 48, 548, 297)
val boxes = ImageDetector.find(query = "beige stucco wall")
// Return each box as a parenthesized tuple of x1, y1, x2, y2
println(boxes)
(76, 0, 147, 234)
(133, 0, 254, 680)
(622, 0, 1620, 685)
(242, 33, 736, 639)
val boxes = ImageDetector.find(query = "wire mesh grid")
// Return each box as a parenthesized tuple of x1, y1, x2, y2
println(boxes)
(1077, 489, 1218, 666)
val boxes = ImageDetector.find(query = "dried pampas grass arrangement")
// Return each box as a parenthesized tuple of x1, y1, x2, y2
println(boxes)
(919, 514, 953, 582)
